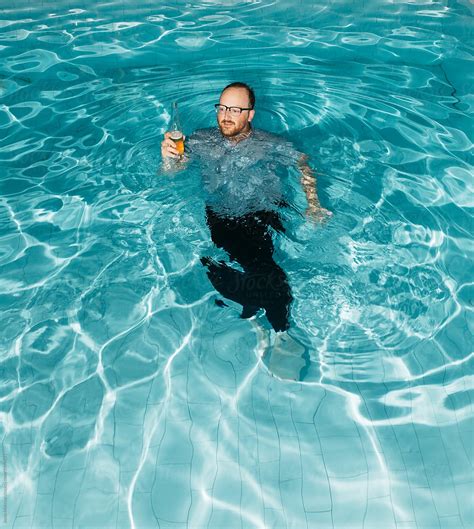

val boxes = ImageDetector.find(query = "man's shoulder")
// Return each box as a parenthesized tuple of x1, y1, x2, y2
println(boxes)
(253, 128, 280, 140)
(253, 129, 303, 156)
(253, 128, 294, 146)
(186, 127, 219, 154)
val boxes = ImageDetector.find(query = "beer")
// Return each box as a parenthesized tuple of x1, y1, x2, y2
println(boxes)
(170, 130, 184, 155)
(170, 102, 184, 156)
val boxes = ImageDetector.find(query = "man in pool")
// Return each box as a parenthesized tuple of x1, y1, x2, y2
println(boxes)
(161, 82, 330, 380)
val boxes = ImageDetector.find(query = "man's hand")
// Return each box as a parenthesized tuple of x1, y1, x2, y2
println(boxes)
(161, 132, 185, 159)
(305, 203, 333, 223)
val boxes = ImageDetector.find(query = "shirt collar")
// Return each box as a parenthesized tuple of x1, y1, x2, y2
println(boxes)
(222, 126, 253, 146)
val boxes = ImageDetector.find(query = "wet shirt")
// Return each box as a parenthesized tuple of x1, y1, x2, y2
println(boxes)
(186, 127, 302, 217)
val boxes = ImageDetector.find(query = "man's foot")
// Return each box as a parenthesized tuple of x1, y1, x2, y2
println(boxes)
(262, 330, 308, 381)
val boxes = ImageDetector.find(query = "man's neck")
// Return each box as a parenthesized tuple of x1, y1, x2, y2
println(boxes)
(223, 125, 253, 144)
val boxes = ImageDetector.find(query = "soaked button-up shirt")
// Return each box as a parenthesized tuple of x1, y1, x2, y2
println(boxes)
(186, 127, 302, 217)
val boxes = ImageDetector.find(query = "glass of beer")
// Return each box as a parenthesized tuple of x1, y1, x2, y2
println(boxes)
(170, 130, 184, 156)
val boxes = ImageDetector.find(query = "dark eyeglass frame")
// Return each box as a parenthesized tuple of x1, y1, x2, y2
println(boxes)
(214, 103, 254, 115)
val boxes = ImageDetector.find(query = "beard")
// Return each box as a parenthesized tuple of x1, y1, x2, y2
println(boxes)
(218, 119, 246, 137)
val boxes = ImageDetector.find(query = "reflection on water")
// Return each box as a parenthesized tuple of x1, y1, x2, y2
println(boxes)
(0, 0, 472, 528)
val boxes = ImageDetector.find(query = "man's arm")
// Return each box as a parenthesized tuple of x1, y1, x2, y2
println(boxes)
(297, 154, 331, 221)
(161, 154, 189, 175)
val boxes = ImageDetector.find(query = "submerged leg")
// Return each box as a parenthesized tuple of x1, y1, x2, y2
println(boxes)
(203, 206, 293, 332)
(200, 257, 261, 319)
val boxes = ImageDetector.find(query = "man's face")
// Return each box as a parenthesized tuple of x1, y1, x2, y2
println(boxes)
(217, 87, 255, 137)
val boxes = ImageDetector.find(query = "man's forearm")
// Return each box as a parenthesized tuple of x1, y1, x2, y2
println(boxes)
(160, 154, 189, 175)
(298, 155, 321, 209)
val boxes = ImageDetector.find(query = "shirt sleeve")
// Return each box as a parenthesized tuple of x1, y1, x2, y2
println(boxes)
(254, 129, 303, 165)
(272, 135, 304, 166)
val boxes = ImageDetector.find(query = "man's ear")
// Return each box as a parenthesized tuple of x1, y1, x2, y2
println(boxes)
(248, 109, 255, 122)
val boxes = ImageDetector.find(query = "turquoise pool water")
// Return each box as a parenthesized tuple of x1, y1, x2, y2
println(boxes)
(1, 1, 473, 528)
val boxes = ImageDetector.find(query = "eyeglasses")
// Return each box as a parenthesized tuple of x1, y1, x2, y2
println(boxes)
(214, 104, 253, 116)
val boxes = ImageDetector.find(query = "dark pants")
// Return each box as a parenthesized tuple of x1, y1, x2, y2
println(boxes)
(201, 205, 292, 332)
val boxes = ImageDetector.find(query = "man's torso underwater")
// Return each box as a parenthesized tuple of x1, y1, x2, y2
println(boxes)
(186, 127, 302, 217)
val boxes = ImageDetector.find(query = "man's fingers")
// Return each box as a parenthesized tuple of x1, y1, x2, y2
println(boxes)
(161, 143, 179, 159)
(162, 139, 179, 152)
(163, 138, 180, 151)
(305, 206, 333, 225)
(162, 132, 185, 159)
